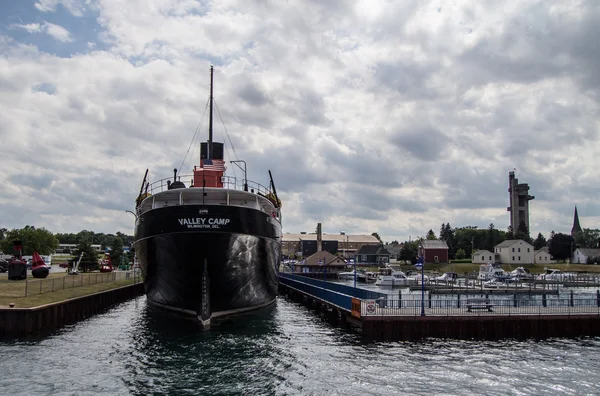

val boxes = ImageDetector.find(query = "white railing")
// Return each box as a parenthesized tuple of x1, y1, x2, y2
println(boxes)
(145, 174, 274, 197)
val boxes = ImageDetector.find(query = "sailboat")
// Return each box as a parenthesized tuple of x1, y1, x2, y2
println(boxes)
(132, 66, 283, 327)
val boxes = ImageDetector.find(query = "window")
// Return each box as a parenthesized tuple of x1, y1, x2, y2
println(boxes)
(518, 248, 521, 252)
(528, 248, 530, 252)
(489, 256, 492, 260)
(512, 248, 515, 252)
(512, 256, 515, 260)
(518, 256, 521, 260)
(362, 255, 367, 261)
(481, 255, 485, 261)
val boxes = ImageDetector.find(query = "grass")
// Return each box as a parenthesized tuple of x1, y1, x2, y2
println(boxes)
(0, 278, 139, 308)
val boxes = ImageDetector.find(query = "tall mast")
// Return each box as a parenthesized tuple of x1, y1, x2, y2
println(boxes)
(208, 65, 214, 160)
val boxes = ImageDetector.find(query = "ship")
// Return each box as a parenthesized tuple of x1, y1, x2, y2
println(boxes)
(132, 66, 283, 327)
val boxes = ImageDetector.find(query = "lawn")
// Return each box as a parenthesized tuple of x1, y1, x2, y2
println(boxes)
(0, 278, 140, 308)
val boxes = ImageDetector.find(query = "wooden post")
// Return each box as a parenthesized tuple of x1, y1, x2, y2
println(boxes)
(25, 279, 28, 297)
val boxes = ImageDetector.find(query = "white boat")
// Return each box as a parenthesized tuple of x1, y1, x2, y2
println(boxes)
(477, 263, 507, 281)
(509, 267, 533, 281)
(357, 271, 377, 283)
(537, 268, 575, 281)
(338, 269, 360, 280)
(375, 267, 413, 287)
(433, 272, 458, 283)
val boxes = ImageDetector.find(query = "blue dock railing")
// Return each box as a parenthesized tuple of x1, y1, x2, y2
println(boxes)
(278, 273, 387, 312)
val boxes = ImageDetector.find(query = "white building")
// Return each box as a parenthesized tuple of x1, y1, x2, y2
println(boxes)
(573, 248, 600, 264)
(494, 239, 535, 264)
(534, 247, 554, 264)
(472, 250, 495, 264)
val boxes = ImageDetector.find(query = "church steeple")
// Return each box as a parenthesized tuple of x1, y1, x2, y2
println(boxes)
(571, 206, 582, 238)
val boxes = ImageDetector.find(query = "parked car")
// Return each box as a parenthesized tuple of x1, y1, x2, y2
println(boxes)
(0, 259, 8, 273)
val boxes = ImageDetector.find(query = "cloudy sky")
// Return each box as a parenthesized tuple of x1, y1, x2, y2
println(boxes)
(1, 0, 598, 243)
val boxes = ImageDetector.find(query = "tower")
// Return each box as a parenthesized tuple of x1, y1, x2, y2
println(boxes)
(507, 171, 535, 234)
(571, 206, 582, 238)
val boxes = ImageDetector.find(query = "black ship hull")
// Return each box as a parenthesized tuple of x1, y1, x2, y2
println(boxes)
(134, 204, 281, 325)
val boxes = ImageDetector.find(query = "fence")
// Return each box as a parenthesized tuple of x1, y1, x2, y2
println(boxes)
(0, 270, 142, 298)
(360, 296, 600, 317)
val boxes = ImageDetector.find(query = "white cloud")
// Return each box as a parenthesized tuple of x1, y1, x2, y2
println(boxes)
(35, 0, 86, 17)
(43, 22, 74, 42)
(1, 0, 600, 243)
(14, 21, 74, 43)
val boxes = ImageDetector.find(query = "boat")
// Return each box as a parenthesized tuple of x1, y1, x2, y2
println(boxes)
(133, 66, 282, 327)
(374, 266, 413, 287)
(338, 269, 361, 280)
(508, 266, 533, 281)
(477, 262, 507, 281)
(31, 251, 50, 279)
(357, 271, 377, 283)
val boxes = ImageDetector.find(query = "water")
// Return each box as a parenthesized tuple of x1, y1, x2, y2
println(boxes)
(2, 296, 600, 395)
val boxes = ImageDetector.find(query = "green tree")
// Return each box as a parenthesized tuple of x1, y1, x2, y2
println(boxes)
(455, 248, 466, 260)
(398, 240, 418, 264)
(533, 232, 547, 250)
(0, 226, 59, 255)
(547, 232, 574, 261)
(576, 228, 600, 249)
(109, 237, 124, 267)
(72, 240, 98, 272)
(426, 229, 437, 240)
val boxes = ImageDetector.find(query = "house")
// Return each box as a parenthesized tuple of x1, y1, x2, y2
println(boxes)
(534, 247, 554, 264)
(294, 251, 348, 275)
(383, 242, 404, 259)
(573, 248, 600, 264)
(494, 239, 534, 264)
(472, 250, 495, 264)
(355, 245, 391, 265)
(421, 240, 449, 264)
(281, 233, 379, 259)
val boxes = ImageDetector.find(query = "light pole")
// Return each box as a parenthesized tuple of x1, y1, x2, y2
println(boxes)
(416, 242, 425, 316)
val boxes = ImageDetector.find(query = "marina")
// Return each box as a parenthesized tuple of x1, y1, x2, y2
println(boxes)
(278, 272, 600, 341)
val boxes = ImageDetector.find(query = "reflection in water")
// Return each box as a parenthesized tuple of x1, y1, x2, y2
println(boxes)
(1, 296, 600, 395)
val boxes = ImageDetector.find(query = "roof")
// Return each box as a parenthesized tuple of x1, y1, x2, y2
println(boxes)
(299, 251, 347, 267)
(421, 240, 448, 249)
(473, 250, 493, 255)
(534, 246, 550, 254)
(577, 248, 600, 257)
(282, 233, 379, 243)
(494, 239, 533, 248)
(356, 245, 391, 256)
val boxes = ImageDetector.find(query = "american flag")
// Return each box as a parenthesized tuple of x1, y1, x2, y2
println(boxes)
(200, 159, 226, 172)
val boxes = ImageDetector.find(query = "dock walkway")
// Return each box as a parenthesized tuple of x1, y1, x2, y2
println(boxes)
(278, 273, 600, 341)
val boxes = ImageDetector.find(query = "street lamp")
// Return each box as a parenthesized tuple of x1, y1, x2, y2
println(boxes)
(415, 243, 425, 316)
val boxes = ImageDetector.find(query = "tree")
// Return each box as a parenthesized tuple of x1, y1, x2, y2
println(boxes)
(398, 240, 418, 264)
(576, 229, 600, 249)
(455, 248, 466, 260)
(547, 232, 574, 262)
(533, 232, 547, 250)
(0, 226, 59, 255)
(72, 240, 99, 272)
(426, 229, 437, 240)
(109, 236, 124, 267)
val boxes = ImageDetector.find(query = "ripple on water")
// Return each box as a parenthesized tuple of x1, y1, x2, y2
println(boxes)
(1, 297, 600, 395)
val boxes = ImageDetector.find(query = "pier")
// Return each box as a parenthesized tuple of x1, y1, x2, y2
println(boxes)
(278, 273, 600, 341)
